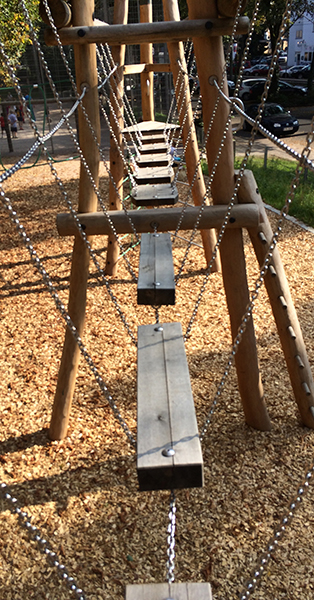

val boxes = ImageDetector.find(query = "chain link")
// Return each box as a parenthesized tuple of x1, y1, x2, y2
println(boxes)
(239, 466, 314, 599)
(166, 491, 176, 584)
(0, 483, 87, 599)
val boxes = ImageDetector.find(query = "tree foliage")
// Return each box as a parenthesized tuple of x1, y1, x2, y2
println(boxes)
(0, 0, 39, 85)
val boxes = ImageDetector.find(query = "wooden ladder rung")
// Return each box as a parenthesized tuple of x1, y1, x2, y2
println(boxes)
(126, 582, 212, 600)
(135, 166, 174, 185)
(140, 142, 169, 154)
(137, 233, 175, 305)
(137, 322, 203, 491)
(141, 133, 166, 144)
(137, 153, 170, 168)
(131, 183, 178, 206)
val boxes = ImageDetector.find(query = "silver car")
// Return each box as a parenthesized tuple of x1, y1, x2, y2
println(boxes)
(238, 78, 266, 101)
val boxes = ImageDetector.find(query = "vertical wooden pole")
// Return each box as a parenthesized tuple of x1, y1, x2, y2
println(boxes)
(187, 0, 271, 430)
(49, 0, 100, 440)
(162, 0, 220, 271)
(140, 0, 154, 121)
(105, 0, 129, 276)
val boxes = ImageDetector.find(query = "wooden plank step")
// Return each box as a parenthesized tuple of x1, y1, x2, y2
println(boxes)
(141, 133, 166, 144)
(123, 120, 178, 135)
(131, 183, 178, 206)
(126, 583, 212, 600)
(140, 143, 169, 154)
(135, 166, 174, 185)
(137, 233, 175, 305)
(137, 322, 203, 491)
(137, 153, 170, 168)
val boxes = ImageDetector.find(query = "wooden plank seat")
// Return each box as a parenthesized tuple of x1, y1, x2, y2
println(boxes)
(137, 322, 203, 491)
(137, 152, 170, 168)
(135, 165, 174, 185)
(140, 133, 167, 144)
(126, 583, 212, 600)
(140, 142, 169, 154)
(131, 183, 178, 206)
(137, 233, 175, 305)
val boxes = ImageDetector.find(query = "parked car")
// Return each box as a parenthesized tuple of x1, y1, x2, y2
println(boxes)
(248, 79, 306, 101)
(238, 78, 266, 101)
(281, 64, 308, 78)
(243, 103, 299, 136)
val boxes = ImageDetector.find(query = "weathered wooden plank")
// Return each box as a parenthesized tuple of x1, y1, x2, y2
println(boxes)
(137, 153, 170, 168)
(123, 120, 177, 134)
(126, 582, 212, 600)
(137, 233, 175, 305)
(140, 142, 169, 155)
(137, 322, 203, 491)
(131, 183, 178, 206)
(135, 166, 174, 185)
(57, 203, 261, 235)
(141, 133, 166, 145)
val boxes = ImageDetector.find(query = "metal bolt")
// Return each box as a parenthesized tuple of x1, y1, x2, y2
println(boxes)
(154, 326, 163, 332)
(162, 448, 175, 457)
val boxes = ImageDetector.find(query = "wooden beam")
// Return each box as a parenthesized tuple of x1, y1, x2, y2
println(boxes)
(123, 63, 171, 75)
(139, 0, 154, 121)
(162, 0, 220, 271)
(217, 0, 247, 17)
(126, 582, 212, 600)
(137, 322, 203, 491)
(44, 17, 250, 46)
(137, 233, 175, 305)
(237, 170, 314, 429)
(49, 0, 100, 441)
(105, 0, 129, 276)
(57, 204, 261, 236)
(187, 0, 271, 431)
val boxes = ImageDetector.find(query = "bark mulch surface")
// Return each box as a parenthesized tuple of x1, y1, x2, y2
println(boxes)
(0, 159, 314, 600)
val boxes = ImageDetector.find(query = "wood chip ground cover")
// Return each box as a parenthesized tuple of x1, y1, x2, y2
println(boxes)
(0, 160, 314, 600)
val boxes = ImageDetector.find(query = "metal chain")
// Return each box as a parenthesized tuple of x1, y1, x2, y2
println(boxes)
(239, 465, 314, 599)
(37, 0, 140, 276)
(166, 491, 176, 584)
(0, 483, 87, 600)
(0, 45, 138, 346)
(0, 187, 136, 446)
(183, 0, 292, 337)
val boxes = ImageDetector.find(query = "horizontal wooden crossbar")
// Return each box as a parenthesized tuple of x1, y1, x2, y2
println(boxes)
(44, 17, 250, 46)
(123, 63, 171, 74)
(57, 204, 261, 236)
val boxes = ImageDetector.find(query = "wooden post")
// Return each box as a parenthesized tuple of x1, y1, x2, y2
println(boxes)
(105, 0, 129, 276)
(162, 0, 220, 271)
(237, 170, 314, 429)
(139, 0, 154, 121)
(49, 0, 100, 440)
(187, 0, 271, 430)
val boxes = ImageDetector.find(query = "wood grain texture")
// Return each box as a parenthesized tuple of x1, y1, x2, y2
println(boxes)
(137, 233, 175, 305)
(126, 582, 212, 599)
(137, 322, 203, 491)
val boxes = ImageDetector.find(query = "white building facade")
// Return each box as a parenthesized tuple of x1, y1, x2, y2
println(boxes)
(287, 13, 314, 66)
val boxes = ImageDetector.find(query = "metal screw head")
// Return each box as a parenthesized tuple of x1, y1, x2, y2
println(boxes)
(154, 282, 161, 287)
(162, 448, 175, 457)
(154, 326, 163, 332)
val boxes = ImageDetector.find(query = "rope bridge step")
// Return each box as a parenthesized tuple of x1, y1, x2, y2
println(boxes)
(123, 120, 178, 136)
(140, 142, 169, 155)
(131, 183, 178, 206)
(126, 583, 212, 600)
(137, 233, 175, 305)
(135, 166, 174, 185)
(137, 322, 203, 491)
(141, 133, 168, 145)
(137, 153, 170, 168)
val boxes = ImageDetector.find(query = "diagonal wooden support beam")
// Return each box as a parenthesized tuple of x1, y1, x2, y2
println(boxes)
(238, 170, 314, 429)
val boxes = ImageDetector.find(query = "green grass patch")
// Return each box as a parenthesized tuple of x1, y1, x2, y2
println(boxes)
(202, 156, 314, 227)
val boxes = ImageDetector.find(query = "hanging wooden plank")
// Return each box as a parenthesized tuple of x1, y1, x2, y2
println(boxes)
(126, 582, 212, 600)
(141, 133, 167, 145)
(123, 120, 177, 134)
(135, 166, 174, 185)
(140, 142, 169, 155)
(137, 233, 175, 305)
(137, 322, 203, 491)
(131, 183, 178, 206)
(137, 153, 170, 168)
